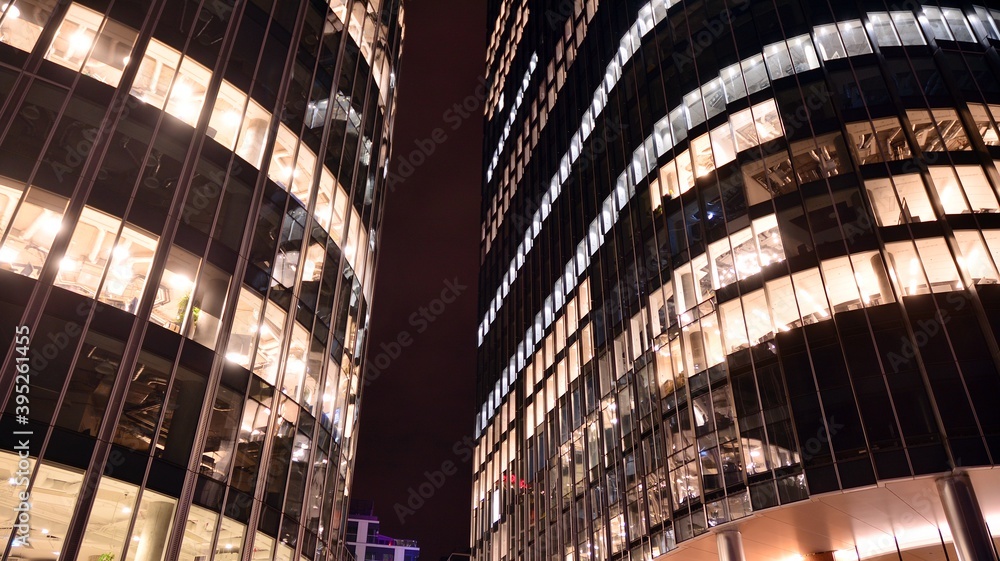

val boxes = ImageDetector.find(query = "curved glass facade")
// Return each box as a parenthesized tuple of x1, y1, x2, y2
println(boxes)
(475, 1, 1000, 560)
(0, 0, 402, 559)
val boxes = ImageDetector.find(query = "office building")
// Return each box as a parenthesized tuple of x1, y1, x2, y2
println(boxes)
(474, 1, 1000, 560)
(0, 0, 402, 559)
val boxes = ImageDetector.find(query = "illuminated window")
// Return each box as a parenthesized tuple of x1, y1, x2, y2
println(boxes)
(762, 40, 793, 80)
(0, 0, 57, 53)
(741, 54, 769, 94)
(709, 123, 736, 168)
(45, 3, 137, 87)
(929, 167, 972, 215)
(226, 287, 263, 369)
(886, 241, 930, 296)
(869, 12, 901, 46)
(236, 98, 271, 169)
(969, 103, 1000, 146)
(792, 267, 829, 323)
(955, 230, 1000, 284)
(179, 505, 219, 559)
(941, 7, 976, 42)
(163, 56, 212, 127)
(56, 206, 122, 299)
(838, 20, 873, 56)
(131, 39, 182, 107)
(96, 223, 157, 312)
(718, 298, 748, 354)
(892, 11, 926, 45)
(0, 187, 67, 279)
(729, 107, 759, 152)
(79, 477, 139, 558)
(208, 81, 249, 151)
(152, 245, 200, 333)
(751, 99, 782, 143)
(787, 34, 820, 71)
(923, 7, 955, 41)
(720, 61, 747, 103)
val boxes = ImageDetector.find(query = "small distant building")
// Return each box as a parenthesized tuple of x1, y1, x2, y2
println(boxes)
(347, 500, 420, 561)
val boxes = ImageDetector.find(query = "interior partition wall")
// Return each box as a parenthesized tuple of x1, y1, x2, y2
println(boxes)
(0, 0, 403, 560)
(474, 0, 1000, 560)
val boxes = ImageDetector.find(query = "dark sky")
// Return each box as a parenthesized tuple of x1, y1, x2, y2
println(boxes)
(353, 1, 486, 560)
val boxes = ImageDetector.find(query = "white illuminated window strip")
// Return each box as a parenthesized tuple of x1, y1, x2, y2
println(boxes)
(479, 12, 929, 345)
(475, 6, 978, 428)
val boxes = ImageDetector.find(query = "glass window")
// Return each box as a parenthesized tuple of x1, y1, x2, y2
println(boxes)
(179, 504, 219, 559)
(152, 246, 201, 332)
(45, 4, 137, 87)
(741, 54, 769, 94)
(887, 173, 934, 224)
(792, 267, 829, 323)
(217, 517, 247, 558)
(702, 78, 726, 120)
(866, 177, 903, 227)
(669, 106, 688, 144)
(97, 223, 158, 312)
(742, 288, 772, 345)
(0, 187, 67, 279)
(853, 251, 895, 305)
(719, 298, 749, 354)
(820, 256, 862, 313)
(766, 275, 798, 332)
(185, 261, 232, 349)
(729, 108, 759, 152)
(236, 98, 271, 169)
(163, 55, 212, 127)
(839, 20, 873, 56)
(869, 12, 901, 46)
(786, 34, 819, 71)
(923, 7, 955, 41)
(721, 61, 747, 103)
(209, 81, 249, 151)
(972, 7, 1000, 40)
(0, 0, 58, 53)
(0, 459, 79, 555)
(79, 477, 140, 559)
(955, 230, 1000, 284)
(892, 11, 926, 45)
(942, 7, 976, 42)
(268, 124, 301, 190)
(751, 99, 782, 143)
(928, 167, 972, 215)
(815, 23, 847, 60)
(226, 287, 263, 369)
(710, 123, 736, 168)
(886, 241, 930, 296)
(55, 206, 123, 298)
(131, 39, 182, 108)
(691, 133, 714, 178)
(653, 117, 673, 157)
(957, 165, 998, 212)
(123, 490, 177, 561)
(919, 237, 961, 292)
(253, 300, 287, 384)
(969, 103, 1000, 146)
(763, 40, 793, 80)
(684, 90, 705, 129)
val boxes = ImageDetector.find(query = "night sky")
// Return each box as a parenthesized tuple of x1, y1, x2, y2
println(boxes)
(352, 1, 486, 559)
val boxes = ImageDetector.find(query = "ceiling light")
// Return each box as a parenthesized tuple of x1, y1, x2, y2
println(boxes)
(69, 31, 92, 52)
(2, 4, 20, 19)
